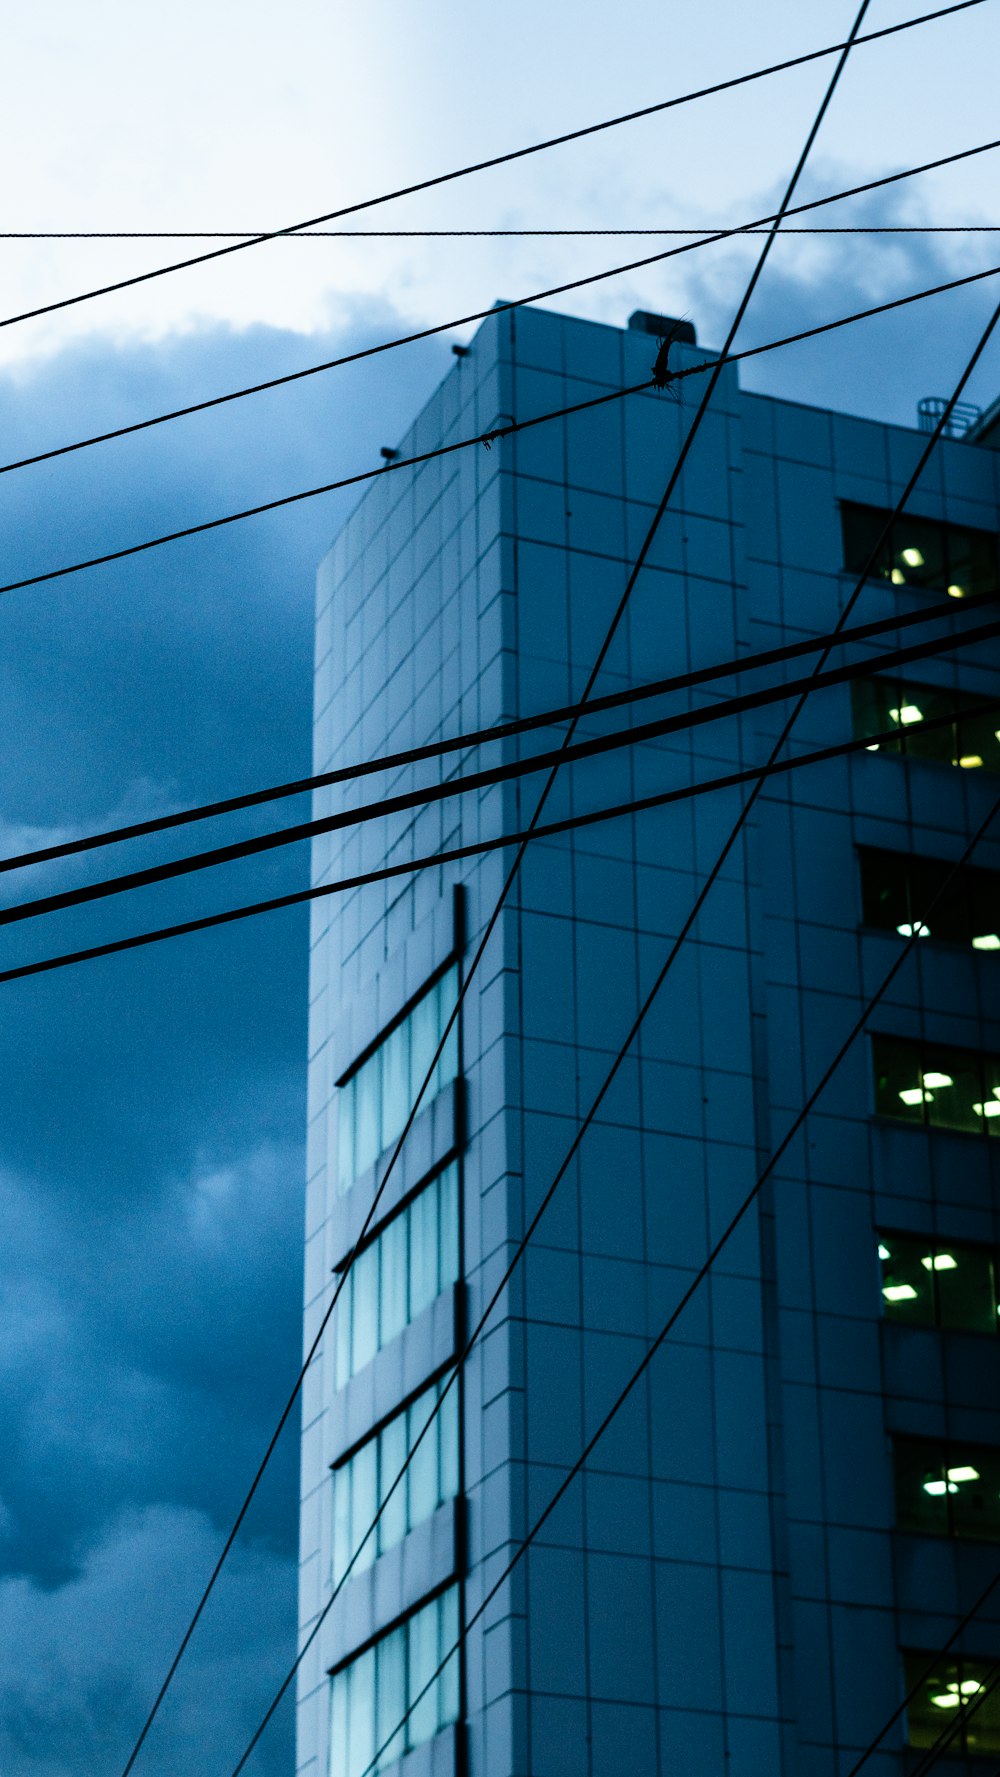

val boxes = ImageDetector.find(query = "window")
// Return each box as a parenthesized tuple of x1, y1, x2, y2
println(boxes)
(337, 967, 460, 1195)
(894, 1437, 1000, 1542)
(332, 1377, 460, 1584)
(841, 501, 997, 601)
(335, 1165, 460, 1389)
(328, 1587, 460, 1777)
(878, 1232, 998, 1334)
(872, 1034, 1000, 1138)
(904, 1651, 1000, 1757)
(852, 677, 1000, 775)
(859, 847, 1000, 951)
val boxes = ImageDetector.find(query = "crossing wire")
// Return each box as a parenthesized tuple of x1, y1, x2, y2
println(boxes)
(230, 767, 1000, 1777)
(3, 610, 998, 935)
(2, 223, 998, 238)
(4, 135, 997, 481)
(226, 151, 1000, 1777)
(116, 12, 876, 1769)
(3, 588, 991, 880)
(1, 695, 996, 989)
(5, 258, 1000, 604)
(845, 1571, 1000, 1773)
(322, 784, 1000, 1777)
(1, 0, 984, 333)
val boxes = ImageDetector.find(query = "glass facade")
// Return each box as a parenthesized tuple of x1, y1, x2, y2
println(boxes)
(332, 1376, 460, 1584)
(851, 676, 1000, 774)
(894, 1437, 1000, 1542)
(328, 1587, 460, 1777)
(859, 847, 1000, 950)
(872, 1034, 1000, 1137)
(904, 1652, 1000, 1756)
(335, 1165, 460, 1389)
(337, 968, 460, 1194)
(841, 501, 997, 600)
(879, 1231, 999, 1333)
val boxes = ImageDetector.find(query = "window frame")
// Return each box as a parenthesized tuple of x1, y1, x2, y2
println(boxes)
(839, 499, 999, 602)
(877, 1227, 999, 1336)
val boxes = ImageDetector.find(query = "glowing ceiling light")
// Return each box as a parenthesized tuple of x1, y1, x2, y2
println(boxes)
(890, 704, 923, 726)
(972, 934, 1000, 951)
(923, 1477, 957, 1496)
(883, 1283, 918, 1302)
(959, 1680, 984, 1696)
(958, 754, 984, 769)
(921, 1253, 958, 1271)
(878, 1242, 891, 1261)
(922, 1072, 953, 1090)
(930, 1690, 963, 1708)
(899, 1087, 931, 1106)
(901, 547, 925, 568)
(891, 568, 906, 585)
(973, 1101, 1000, 1119)
(897, 921, 931, 939)
(865, 742, 881, 753)
(947, 584, 967, 598)
(947, 1465, 980, 1484)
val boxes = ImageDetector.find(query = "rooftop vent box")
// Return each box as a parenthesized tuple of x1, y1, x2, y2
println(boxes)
(628, 310, 696, 345)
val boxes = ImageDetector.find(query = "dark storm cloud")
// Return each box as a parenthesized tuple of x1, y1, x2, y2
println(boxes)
(0, 306, 446, 1774)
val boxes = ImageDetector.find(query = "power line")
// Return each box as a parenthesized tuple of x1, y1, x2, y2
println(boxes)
(5, 589, 989, 880)
(2, 0, 982, 334)
(230, 742, 1000, 1777)
(4, 612, 997, 935)
(845, 1573, 1000, 1773)
(326, 783, 1000, 1777)
(6, 136, 997, 482)
(232, 221, 1000, 1777)
(2, 697, 995, 990)
(3, 224, 997, 239)
(107, 19, 919, 1764)
(910, 1662, 1000, 1777)
(5, 258, 1000, 604)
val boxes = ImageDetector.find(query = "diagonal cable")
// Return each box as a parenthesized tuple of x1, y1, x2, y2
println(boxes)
(2, 0, 982, 334)
(3, 136, 996, 481)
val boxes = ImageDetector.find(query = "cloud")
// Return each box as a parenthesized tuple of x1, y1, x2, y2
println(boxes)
(0, 1504, 295, 1777)
(0, 306, 448, 1772)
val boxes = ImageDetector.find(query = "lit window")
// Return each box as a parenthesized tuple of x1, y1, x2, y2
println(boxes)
(328, 1587, 460, 1777)
(877, 1232, 998, 1333)
(858, 847, 1000, 953)
(332, 1377, 460, 1584)
(337, 968, 460, 1195)
(872, 1034, 1000, 1139)
(904, 1651, 1000, 1757)
(851, 677, 1000, 776)
(335, 1166, 460, 1388)
(894, 1437, 1000, 1542)
(841, 502, 997, 601)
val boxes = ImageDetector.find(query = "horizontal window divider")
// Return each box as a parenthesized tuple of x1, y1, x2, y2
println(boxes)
(325, 1573, 459, 1681)
(332, 1139, 462, 1274)
(335, 905, 464, 1089)
(329, 1353, 463, 1473)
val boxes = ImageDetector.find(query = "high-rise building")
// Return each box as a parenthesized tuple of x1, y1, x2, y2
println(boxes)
(298, 303, 1000, 1777)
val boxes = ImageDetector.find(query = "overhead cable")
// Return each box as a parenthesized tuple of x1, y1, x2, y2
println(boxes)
(110, 19, 906, 1765)
(3, 0, 983, 334)
(323, 783, 1000, 1777)
(227, 750, 1000, 1777)
(5, 589, 991, 879)
(4, 612, 998, 934)
(2, 697, 996, 989)
(5, 258, 1000, 603)
(6, 136, 997, 482)
(2, 223, 997, 238)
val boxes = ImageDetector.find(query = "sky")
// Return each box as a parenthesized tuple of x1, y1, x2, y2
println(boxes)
(1, 2, 999, 1774)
